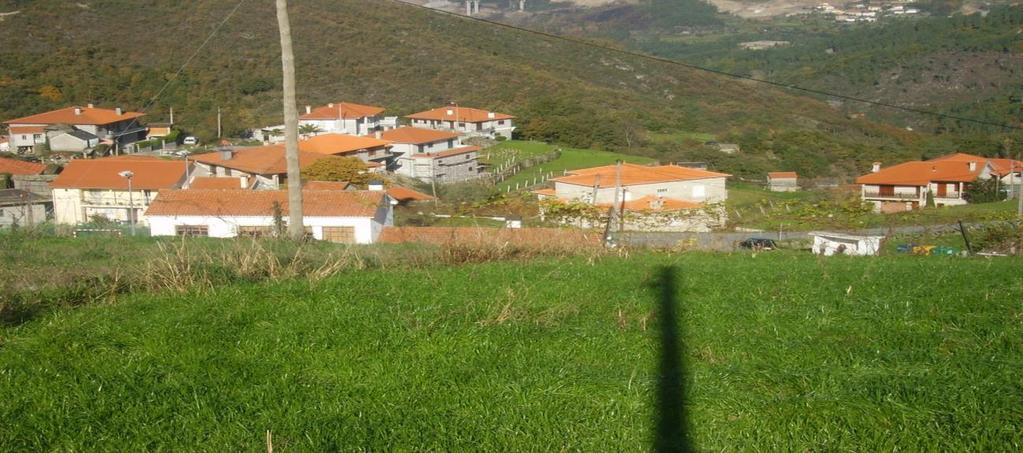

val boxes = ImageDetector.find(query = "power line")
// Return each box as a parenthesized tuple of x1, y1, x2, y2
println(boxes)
(386, 0, 1022, 132)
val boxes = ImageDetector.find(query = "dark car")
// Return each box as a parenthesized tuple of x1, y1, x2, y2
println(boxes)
(738, 238, 777, 250)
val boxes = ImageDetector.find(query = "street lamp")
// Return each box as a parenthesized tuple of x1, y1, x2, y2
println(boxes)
(118, 170, 136, 236)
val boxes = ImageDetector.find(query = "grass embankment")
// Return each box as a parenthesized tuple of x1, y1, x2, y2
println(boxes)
(727, 182, 1020, 230)
(1, 252, 1022, 450)
(482, 141, 654, 192)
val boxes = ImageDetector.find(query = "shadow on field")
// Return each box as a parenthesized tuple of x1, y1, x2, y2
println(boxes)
(653, 265, 693, 453)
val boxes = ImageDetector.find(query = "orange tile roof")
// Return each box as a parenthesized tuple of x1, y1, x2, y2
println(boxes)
(856, 159, 984, 186)
(378, 226, 601, 247)
(9, 126, 46, 134)
(146, 189, 385, 217)
(553, 163, 730, 188)
(5, 106, 144, 126)
(768, 171, 798, 179)
(386, 186, 434, 202)
(190, 145, 339, 175)
(989, 158, 1023, 176)
(533, 188, 557, 197)
(303, 180, 351, 190)
(379, 127, 459, 144)
(413, 145, 480, 159)
(50, 156, 188, 190)
(407, 106, 514, 123)
(300, 102, 385, 120)
(0, 157, 47, 175)
(189, 177, 248, 190)
(298, 133, 391, 155)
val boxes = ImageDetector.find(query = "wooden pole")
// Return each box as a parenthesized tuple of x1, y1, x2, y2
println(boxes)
(276, 0, 304, 240)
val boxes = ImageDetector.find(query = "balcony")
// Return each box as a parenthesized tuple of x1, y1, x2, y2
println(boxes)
(863, 191, 920, 200)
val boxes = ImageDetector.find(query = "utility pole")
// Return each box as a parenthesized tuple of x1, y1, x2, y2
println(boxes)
(614, 160, 623, 232)
(169, 107, 174, 125)
(276, 0, 304, 240)
(217, 106, 222, 139)
(1018, 153, 1022, 218)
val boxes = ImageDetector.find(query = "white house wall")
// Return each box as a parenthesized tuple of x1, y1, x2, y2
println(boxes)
(554, 177, 727, 204)
(148, 215, 384, 243)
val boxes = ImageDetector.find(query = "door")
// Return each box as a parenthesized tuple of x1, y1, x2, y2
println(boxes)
(878, 185, 894, 196)
(322, 226, 356, 244)
(937, 183, 947, 197)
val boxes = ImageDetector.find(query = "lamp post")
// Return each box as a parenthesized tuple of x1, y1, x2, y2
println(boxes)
(118, 170, 136, 236)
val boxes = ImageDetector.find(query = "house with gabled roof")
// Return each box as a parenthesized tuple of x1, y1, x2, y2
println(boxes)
(299, 101, 392, 136)
(541, 163, 731, 206)
(298, 133, 394, 170)
(767, 171, 799, 192)
(50, 155, 190, 225)
(145, 187, 393, 243)
(379, 127, 479, 181)
(189, 146, 344, 190)
(406, 105, 515, 139)
(4, 104, 146, 154)
(855, 152, 1008, 213)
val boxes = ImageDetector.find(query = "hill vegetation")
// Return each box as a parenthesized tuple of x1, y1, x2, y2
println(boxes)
(0, 0, 961, 179)
(1, 248, 1021, 450)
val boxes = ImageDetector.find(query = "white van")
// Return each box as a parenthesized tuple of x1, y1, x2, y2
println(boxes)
(182, 136, 198, 146)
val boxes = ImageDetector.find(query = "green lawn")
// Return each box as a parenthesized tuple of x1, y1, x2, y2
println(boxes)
(2, 252, 1022, 450)
(482, 140, 655, 192)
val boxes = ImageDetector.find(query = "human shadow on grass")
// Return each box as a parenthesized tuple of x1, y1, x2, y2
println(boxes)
(653, 265, 693, 453)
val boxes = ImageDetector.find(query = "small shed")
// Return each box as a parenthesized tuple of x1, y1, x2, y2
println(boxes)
(809, 231, 884, 256)
(767, 171, 799, 192)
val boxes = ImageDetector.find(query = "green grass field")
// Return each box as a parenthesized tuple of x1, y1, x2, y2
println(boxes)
(482, 141, 655, 192)
(2, 252, 1022, 450)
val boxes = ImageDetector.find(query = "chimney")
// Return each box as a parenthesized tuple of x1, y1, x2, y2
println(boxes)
(487, 112, 496, 119)
(74, 107, 83, 115)
(969, 161, 977, 172)
(240, 176, 249, 188)
(305, 105, 311, 114)
(87, 103, 94, 108)
(367, 180, 385, 191)
(115, 107, 122, 116)
(446, 109, 454, 116)
(871, 162, 881, 173)
(374, 131, 382, 139)
(328, 103, 334, 108)
(219, 149, 234, 160)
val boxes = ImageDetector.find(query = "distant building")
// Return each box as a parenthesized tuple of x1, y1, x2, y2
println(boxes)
(50, 156, 190, 225)
(407, 106, 515, 139)
(4, 105, 146, 154)
(189, 146, 343, 190)
(379, 127, 480, 181)
(297, 133, 394, 169)
(0, 189, 49, 227)
(0, 156, 47, 177)
(767, 171, 799, 192)
(146, 188, 393, 244)
(298, 102, 392, 136)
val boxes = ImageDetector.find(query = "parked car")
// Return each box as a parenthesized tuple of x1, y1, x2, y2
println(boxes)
(182, 136, 199, 146)
(738, 238, 777, 250)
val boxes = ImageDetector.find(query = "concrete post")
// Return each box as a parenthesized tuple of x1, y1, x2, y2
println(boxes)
(466, 0, 472, 15)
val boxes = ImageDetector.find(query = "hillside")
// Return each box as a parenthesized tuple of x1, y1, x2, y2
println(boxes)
(1, 248, 1021, 449)
(0, 0, 942, 179)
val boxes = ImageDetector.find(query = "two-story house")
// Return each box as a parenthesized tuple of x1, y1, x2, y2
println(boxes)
(379, 127, 480, 180)
(406, 106, 515, 139)
(539, 163, 731, 206)
(298, 133, 393, 170)
(190, 146, 342, 190)
(50, 156, 190, 225)
(299, 102, 392, 136)
(4, 105, 146, 154)
(856, 153, 999, 213)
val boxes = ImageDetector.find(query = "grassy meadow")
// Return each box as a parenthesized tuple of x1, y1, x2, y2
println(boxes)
(1, 248, 1022, 450)
(483, 141, 656, 192)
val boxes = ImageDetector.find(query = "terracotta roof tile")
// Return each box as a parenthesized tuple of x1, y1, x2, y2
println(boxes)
(768, 171, 798, 179)
(145, 189, 384, 217)
(386, 186, 433, 202)
(5, 106, 144, 126)
(298, 133, 391, 155)
(50, 156, 187, 190)
(379, 127, 459, 144)
(856, 158, 986, 186)
(0, 157, 47, 175)
(553, 163, 730, 188)
(191, 145, 339, 175)
(300, 102, 385, 120)
(303, 180, 350, 190)
(9, 126, 46, 134)
(407, 106, 513, 122)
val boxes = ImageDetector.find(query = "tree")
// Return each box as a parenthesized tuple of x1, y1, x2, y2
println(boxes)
(964, 178, 1005, 204)
(38, 85, 63, 103)
(302, 157, 370, 186)
(298, 124, 323, 137)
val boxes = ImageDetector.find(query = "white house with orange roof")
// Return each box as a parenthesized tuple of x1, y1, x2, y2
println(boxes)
(190, 146, 343, 190)
(406, 105, 515, 139)
(297, 133, 393, 170)
(4, 104, 146, 154)
(298, 102, 394, 137)
(145, 187, 392, 243)
(855, 152, 1016, 213)
(378, 127, 481, 180)
(50, 155, 191, 226)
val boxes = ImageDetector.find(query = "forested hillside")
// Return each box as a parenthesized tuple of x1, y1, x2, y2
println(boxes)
(0, 0, 983, 178)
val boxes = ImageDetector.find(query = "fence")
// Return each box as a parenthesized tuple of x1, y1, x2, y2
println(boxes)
(489, 150, 561, 183)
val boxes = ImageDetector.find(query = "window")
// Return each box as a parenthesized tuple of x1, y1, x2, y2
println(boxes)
(498, 120, 506, 126)
(322, 226, 356, 244)
(21, 135, 28, 140)
(692, 185, 706, 198)
(465, 154, 471, 160)
(175, 225, 209, 237)
(238, 225, 274, 238)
